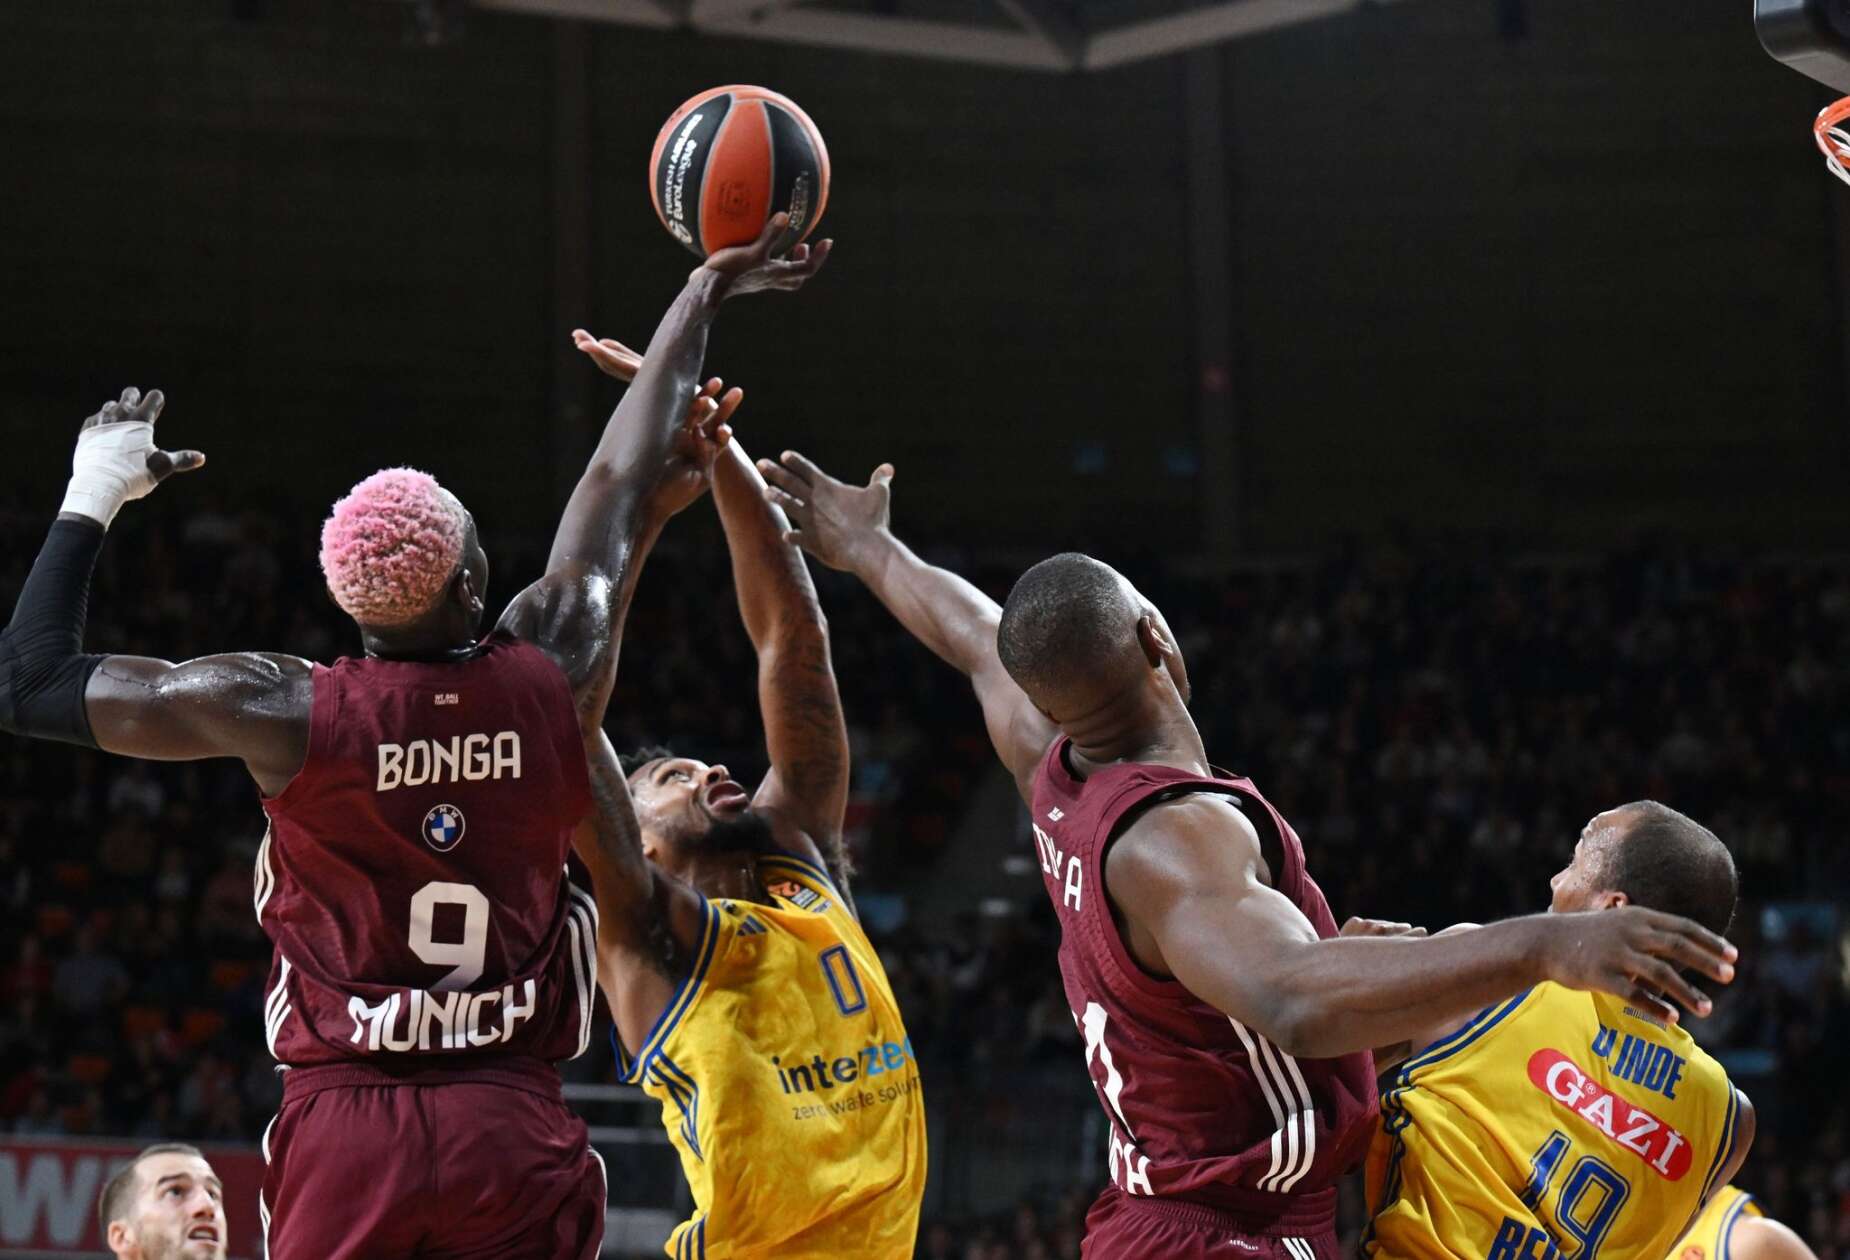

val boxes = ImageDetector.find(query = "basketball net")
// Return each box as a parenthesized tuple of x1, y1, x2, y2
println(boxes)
(1815, 96, 1850, 186)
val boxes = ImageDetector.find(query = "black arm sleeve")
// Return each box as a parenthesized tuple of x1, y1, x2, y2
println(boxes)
(0, 518, 107, 747)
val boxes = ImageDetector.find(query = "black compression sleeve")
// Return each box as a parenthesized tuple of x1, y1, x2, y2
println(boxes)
(0, 518, 107, 746)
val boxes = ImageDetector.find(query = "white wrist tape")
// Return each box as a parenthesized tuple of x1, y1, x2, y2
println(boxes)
(60, 421, 160, 528)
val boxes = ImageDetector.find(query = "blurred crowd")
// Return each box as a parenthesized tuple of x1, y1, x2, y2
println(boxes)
(1, 491, 1847, 1258)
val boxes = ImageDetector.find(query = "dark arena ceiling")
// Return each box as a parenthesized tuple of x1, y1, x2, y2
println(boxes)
(410, 0, 1404, 70)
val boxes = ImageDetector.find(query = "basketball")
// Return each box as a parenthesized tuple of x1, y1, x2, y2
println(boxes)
(649, 85, 831, 258)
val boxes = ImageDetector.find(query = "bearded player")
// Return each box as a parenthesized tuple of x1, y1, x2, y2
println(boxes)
(97, 1144, 226, 1260)
(559, 331, 926, 1259)
(1365, 803, 1751, 1260)
(0, 215, 826, 1258)
(756, 452, 1738, 1260)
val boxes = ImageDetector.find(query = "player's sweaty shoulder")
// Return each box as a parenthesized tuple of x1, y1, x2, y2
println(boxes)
(87, 650, 313, 794)
(95, 649, 311, 712)
(1105, 791, 1272, 909)
(241, 651, 314, 698)
(1099, 792, 1274, 983)
(202, 651, 315, 742)
(495, 572, 614, 698)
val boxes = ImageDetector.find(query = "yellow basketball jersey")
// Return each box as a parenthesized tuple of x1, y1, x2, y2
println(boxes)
(616, 851, 927, 1260)
(1365, 982, 1741, 1260)
(1669, 1186, 1762, 1260)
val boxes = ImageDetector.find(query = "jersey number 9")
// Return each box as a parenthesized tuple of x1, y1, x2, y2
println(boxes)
(408, 881, 491, 990)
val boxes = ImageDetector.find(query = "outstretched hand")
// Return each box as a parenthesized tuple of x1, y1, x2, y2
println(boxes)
(80, 388, 205, 482)
(700, 213, 832, 299)
(1340, 917, 1428, 940)
(568, 329, 744, 521)
(570, 330, 645, 382)
(62, 387, 206, 528)
(655, 377, 745, 522)
(1542, 906, 1737, 1025)
(756, 451, 894, 576)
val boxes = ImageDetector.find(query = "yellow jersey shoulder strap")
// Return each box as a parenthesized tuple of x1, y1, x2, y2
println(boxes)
(756, 849, 866, 941)
(615, 896, 728, 1083)
(1675, 1185, 1760, 1260)
(1716, 1187, 1765, 1257)
(1399, 985, 1549, 1077)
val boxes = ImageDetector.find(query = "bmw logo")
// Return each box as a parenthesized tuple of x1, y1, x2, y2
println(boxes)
(423, 803, 465, 852)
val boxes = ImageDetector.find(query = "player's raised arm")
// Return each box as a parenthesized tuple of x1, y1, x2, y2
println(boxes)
(761, 451, 1056, 797)
(502, 215, 830, 729)
(571, 725, 708, 1047)
(559, 325, 741, 976)
(0, 388, 312, 796)
(709, 442, 852, 887)
(1105, 793, 1739, 1059)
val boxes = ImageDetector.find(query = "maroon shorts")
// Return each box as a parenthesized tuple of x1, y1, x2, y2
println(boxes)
(261, 1059, 604, 1260)
(1082, 1188, 1338, 1260)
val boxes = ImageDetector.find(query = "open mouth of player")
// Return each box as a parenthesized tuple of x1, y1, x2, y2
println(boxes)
(704, 781, 750, 814)
(187, 1225, 220, 1245)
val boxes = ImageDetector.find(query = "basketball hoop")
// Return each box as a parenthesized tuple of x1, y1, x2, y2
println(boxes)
(1814, 96, 1850, 185)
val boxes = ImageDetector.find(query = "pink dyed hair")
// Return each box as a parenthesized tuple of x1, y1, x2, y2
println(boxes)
(319, 468, 466, 626)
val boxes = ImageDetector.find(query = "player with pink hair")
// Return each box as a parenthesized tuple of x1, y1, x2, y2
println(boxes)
(319, 467, 471, 628)
(0, 213, 830, 1258)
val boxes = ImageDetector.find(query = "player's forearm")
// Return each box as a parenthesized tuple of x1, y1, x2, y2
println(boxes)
(1257, 916, 1552, 1059)
(548, 269, 727, 573)
(589, 268, 726, 476)
(855, 531, 1002, 680)
(571, 820, 644, 906)
(716, 446, 853, 849)
(566, 514, 669, 729)
(0, 518, 106, 746)
(713, 442, 825, 650)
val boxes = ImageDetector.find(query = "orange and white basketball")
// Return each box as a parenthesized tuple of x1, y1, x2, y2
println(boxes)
(648, 85, 831, 258)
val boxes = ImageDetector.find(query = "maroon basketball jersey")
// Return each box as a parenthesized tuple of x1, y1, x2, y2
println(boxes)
(1031, 737, 1379, 1228)
(255, 632, 597, 1068)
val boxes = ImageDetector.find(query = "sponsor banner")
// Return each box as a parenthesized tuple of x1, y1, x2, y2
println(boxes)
(0, 1138, 262, 1258)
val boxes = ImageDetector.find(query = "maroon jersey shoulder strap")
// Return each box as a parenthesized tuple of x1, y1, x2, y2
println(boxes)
(1036, 738, 1310, 1001)
(261, 660, 340, 811)
(1054, 740, 1308, 911)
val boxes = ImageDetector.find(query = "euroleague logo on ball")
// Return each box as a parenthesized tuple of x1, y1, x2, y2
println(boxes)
(422, 803, 466, 853)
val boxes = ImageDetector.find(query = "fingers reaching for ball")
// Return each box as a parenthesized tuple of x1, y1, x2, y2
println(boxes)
(709, 384, 744, 432)
(687, 382, 743, 454)
(572, 329, 643, 382)
(754, 451, 894, 574)
(704, 213, 834, 297)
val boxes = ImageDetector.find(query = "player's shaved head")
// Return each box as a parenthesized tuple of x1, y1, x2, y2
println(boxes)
(1598, 801, 1739, 937)
(997, 553, 1149, 713)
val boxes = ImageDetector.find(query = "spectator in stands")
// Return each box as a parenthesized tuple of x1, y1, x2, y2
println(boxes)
(53, 923, 129, 1021)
